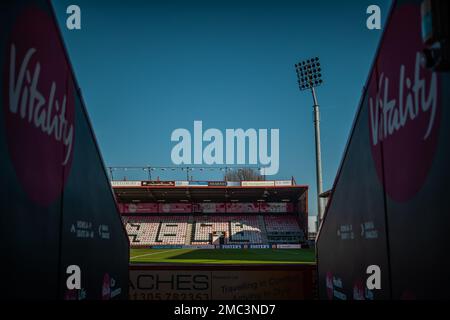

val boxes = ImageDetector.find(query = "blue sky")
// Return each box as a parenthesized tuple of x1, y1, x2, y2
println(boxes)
(53, 0, 391, 216)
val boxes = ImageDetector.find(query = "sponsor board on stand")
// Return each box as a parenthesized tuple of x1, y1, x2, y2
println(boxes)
(183, 245, 215, 249)
(195, 202, 226, 213)
(249, 244, 271, 249)
(226, 202, 259, 213)
(241, 181, 275, 187)
(208, 181, 227, 187)
(260, 202, 290, 213)
(220, 244, 244, 249)
(274, 180, 293, 186)
(142, 181, 175, 186)
(150, 245, 184, 249)
(111, 181, 141, 187)
(121, 202, 158, 214)
(159, 203, 192, 213)
(276, 244, 302, 249)
(188, 181, 209, 187)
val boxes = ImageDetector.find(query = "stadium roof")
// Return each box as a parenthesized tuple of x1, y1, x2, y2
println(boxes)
(112, 180, 308, 203)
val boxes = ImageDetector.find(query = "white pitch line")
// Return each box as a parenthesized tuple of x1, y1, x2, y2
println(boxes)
(130, 249, 183, 260)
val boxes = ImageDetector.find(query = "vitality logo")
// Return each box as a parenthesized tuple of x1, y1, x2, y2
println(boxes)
(3, 6, 75, 206)
(368, 4, 441, 202)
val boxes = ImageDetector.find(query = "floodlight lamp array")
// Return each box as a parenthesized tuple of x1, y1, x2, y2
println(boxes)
(295, 57, 323, 91)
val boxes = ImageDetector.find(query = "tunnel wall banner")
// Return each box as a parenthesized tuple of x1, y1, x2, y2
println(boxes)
(0, 0, 129, 299)
(317, 0, 450, 299)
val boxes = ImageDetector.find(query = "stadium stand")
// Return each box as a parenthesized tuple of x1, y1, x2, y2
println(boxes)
(123, 214, 304, 246)
(264, 215, 301, 233)
(264, 215, 305, 244)
(192, 216, 229, 244)
(122, 216, 188, 246)
(229, 215, 265, 243)
(115, 182, 308, 247)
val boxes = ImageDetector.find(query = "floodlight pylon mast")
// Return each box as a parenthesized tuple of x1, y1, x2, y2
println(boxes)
(311, 87, 324, 228)
(294, 56, 325, 232)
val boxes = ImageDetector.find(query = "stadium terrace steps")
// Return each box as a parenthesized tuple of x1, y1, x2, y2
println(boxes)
(258, 215, 269, 243)
(185, 217, 194, 245)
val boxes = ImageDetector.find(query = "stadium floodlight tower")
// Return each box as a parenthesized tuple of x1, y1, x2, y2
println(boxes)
(295, 56, 325, 231)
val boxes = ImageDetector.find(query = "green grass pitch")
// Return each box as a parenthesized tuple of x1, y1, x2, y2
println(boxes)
(129, 248, 316, 264)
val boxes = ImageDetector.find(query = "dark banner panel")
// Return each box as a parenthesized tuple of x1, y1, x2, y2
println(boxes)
(316, 81, 391, 300)
(378, 1, 450, 300)
(0, 0, 129, 299)
(317, 0, 450, 300)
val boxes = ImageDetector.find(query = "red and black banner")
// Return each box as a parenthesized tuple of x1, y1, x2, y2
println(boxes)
(0, 0, 129, 299)
(317, 0, 450, 300)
